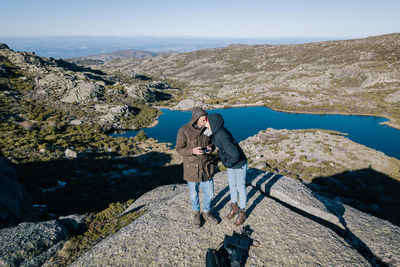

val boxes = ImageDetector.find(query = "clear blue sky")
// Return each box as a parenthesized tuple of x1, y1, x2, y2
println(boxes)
(0, 0, 398, 38)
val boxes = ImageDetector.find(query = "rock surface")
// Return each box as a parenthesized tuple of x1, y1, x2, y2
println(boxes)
(64, 148, 78, 159)
(95, 104, 139, 129)
(246, 169, 343, 229)
(240, 128, 400, 227)
(240, 128, 400, 181)
(60, 81, 102, 103)
(0, 220, 69, 267)
(58, 214, 86, 235)
(0, 155, 35, 229)
(71, 171, 399, 266)
(126, 84, 158, 102)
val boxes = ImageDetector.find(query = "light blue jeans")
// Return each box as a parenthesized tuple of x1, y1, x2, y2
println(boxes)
(227, 163, 247, 209)
(187, 178, 214, 212)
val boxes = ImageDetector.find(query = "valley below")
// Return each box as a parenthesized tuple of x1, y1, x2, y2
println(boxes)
(0, 34, 399, 266)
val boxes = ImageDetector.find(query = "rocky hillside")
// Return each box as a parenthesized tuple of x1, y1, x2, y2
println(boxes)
(0, 42, 176, 165)
(239, 128, 400, 227)
(1, 34, 400, 266)
(0, 43, 171, 132)
(241, 128, 400, 181)
(0, 43, 180, 223)
(101, 33, 400, 128)
(67, 49, 171, 66)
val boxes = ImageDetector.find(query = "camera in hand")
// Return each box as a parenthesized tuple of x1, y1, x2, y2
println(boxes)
(201, 147, 210, 153)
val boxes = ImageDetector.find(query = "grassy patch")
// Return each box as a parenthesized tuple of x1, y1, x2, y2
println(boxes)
(0, 121, 142, 163)
(294, 129, 348, 136)
(119, 104, 160, 130)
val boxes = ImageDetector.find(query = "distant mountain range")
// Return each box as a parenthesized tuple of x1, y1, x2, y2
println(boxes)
(0, 36, 340, 58)
(66, 49, 173, 65)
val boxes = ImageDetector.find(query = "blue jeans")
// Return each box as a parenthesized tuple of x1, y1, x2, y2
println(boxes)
(187, 178, 214, 212)
(227, 163, 247, 209)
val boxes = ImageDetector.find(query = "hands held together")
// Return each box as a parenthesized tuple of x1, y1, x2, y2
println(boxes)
(192, 145, 212, 156)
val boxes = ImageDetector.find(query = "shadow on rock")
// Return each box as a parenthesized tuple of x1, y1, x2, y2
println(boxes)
(306, 168, 400, 267)
(210, 185, 230, 217)
(245, 167, 395, 267)
(14, 151, 184, 220)
(307, 168, 400, 227)
(53, 59, 105, 75)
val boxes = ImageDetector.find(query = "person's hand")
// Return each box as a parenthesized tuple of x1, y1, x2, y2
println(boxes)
(192, 147, 204, 155)
(205, 145, 213, 154)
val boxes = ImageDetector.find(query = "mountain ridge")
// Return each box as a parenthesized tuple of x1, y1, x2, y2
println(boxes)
(100, 33, 400, 128)
(67, 49, 173, 66)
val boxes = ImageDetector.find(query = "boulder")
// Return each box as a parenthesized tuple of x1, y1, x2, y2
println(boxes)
(255, 162, 267, 169)
(70, 119, 83, 126)
(59, 214, 86, 235)
(61, 81, 101, 103)
(175, 99, 197, 110)
(0, 220, 69, 267)
(0, 155, 35, 229)
(149, 81, 170, 90)
(126, 84, 157, 102)
(71, 170, 399, 266)
(385, 90, 400, 103)
(95, 104, 139, 129)
(65, 148, 77, 158)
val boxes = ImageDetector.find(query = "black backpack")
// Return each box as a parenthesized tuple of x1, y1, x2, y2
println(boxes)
(205, 243, 230, 267)
(206, 226, 259, 267)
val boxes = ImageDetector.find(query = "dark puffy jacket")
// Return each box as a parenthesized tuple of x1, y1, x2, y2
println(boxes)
(207, 113, 247, 169)
(176, 107, 215, 182)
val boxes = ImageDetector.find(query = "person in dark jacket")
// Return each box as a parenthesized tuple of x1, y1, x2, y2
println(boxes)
(205, 113, 247, 226)
(176, 107, 218, 228)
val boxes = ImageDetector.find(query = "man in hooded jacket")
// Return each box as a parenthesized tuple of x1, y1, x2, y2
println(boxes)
(176, 107, 218, 228)
(205, 113, 247, 226)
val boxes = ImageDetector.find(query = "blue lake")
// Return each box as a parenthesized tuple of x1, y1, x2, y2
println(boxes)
(112, 107, 400, 160)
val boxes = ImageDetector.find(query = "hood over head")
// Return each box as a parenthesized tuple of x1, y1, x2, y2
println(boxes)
(207, 113, 224, 134)
(190, 107, 207, 126)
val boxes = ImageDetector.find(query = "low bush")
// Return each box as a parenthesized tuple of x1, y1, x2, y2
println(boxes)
(48, 200, 145, 266)
(134, 130, 147, 142)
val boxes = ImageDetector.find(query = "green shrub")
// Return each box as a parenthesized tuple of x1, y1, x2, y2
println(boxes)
(134, 130, 147, 142)
(298, 155, 308, 162)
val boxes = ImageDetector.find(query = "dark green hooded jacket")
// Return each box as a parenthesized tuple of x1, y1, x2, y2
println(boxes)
(207, 113, 247, 169)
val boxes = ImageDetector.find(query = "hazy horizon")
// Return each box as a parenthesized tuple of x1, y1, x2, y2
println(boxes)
(2, 0, 398, 58)
(0, 35, 351, 59)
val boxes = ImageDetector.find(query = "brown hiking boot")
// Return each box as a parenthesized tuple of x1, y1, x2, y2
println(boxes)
(226, 202, 239, 220)
(193, 211, 201, 228)
(203, 211, 218, 225)
(235, 209, 246, 226)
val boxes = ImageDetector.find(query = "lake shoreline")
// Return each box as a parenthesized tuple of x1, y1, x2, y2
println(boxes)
(116, 104, 400, 159)
(154, 103, 400, 131)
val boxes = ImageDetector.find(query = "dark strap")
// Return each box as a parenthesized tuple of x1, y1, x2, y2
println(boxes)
(250, 239, 260, 248)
